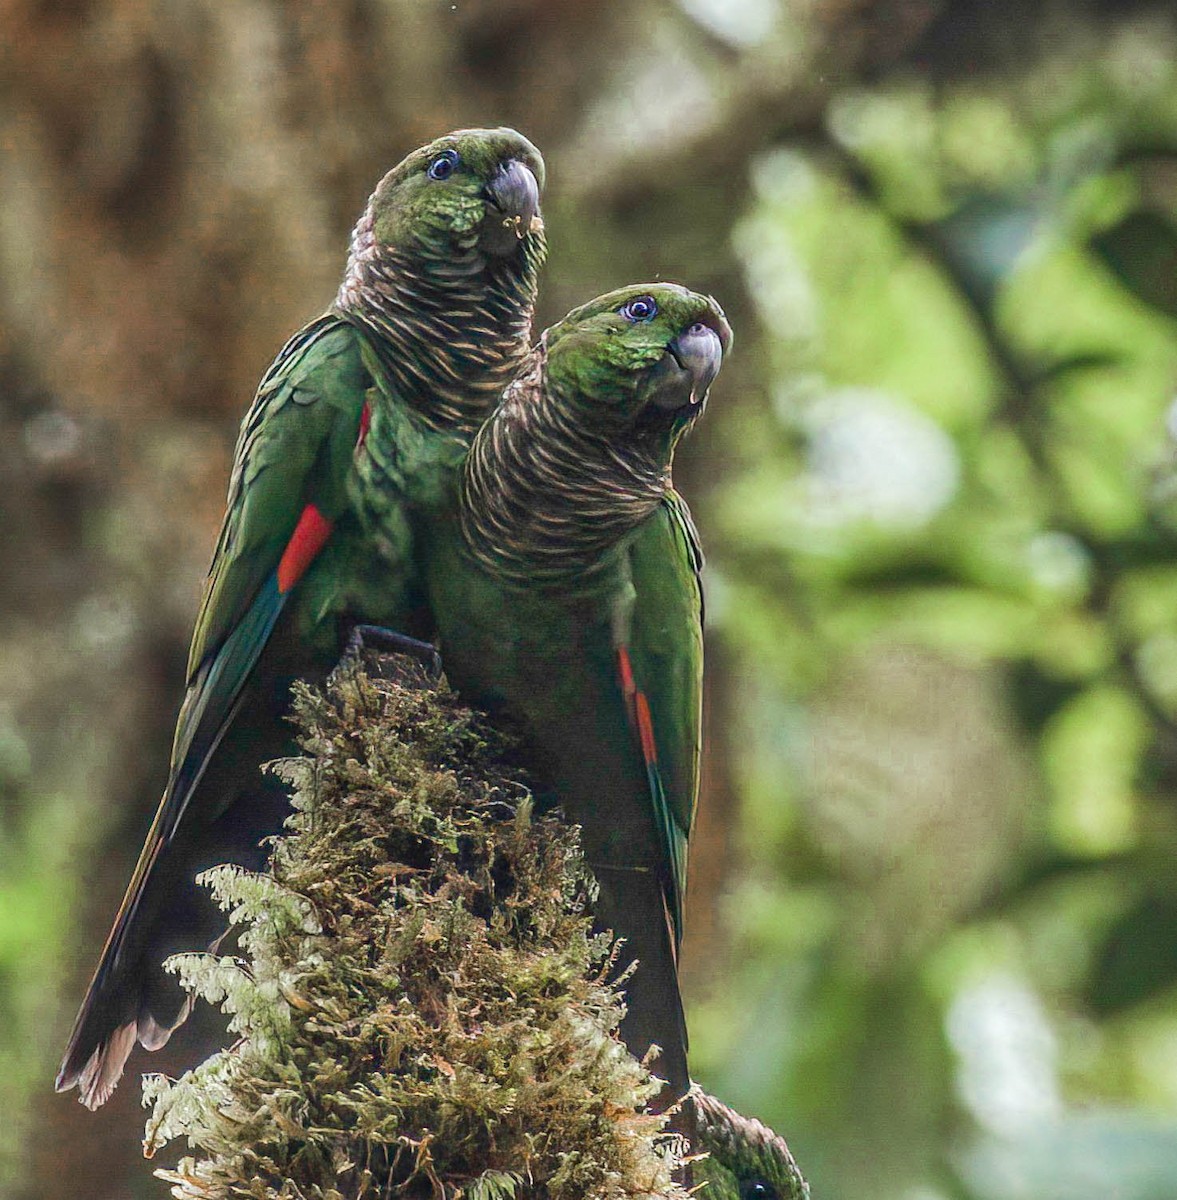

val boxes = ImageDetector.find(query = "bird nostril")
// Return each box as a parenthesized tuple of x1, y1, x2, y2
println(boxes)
(688, 322, 708, 336)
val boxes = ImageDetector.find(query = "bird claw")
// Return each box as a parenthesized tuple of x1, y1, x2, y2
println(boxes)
(344, 624, 443, 680)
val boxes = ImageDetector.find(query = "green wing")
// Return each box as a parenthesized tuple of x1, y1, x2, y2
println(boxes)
(186, 314, 368, 680)
(56, 314, 375, 1094)
(160, 312, 372, 837)
(624, 490, 705, 939)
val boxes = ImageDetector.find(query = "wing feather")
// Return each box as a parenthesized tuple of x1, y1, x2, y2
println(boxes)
(620, 492, 705, 942)
(57, 316, 372, 1098)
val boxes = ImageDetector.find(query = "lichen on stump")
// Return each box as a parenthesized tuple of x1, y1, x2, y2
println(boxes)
(142, 658, 687, 1200)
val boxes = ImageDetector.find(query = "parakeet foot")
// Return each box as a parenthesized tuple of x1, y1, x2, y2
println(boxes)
(345, 624, 443, 679)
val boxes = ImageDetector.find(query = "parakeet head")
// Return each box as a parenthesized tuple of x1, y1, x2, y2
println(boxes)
(359, 127, 545, 266)
(543, 283, 732, 455)
(691, 1091, 810, 1200)
(461, 285, 728, 583)
(336, 128, 546, 432)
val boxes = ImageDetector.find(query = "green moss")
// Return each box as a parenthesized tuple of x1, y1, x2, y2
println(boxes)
(143, 659, 685, 1200)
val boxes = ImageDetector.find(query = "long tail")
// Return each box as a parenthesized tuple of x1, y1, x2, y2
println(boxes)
(55, 796, 193, 1108)
(56, 992, 190, 1110)
(593, 864, 690, 1110)
(57, 575, 294, 1107)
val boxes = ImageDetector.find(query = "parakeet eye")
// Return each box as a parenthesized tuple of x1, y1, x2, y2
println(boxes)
(739, 1180, 778, 1200)
(427, 150, 460, 181)
(620, 296, 658, 323)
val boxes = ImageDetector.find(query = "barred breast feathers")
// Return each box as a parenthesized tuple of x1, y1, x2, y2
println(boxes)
(335, 204, 544, 437)
(461, 342, 671, 589)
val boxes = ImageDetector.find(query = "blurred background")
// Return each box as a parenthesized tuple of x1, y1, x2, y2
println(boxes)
(5, 0, 1177, 1195)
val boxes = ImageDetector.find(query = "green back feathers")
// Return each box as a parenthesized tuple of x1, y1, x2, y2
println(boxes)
(455, 282, 728, 936)
(186, 317, 368, 681)
(55, 129, 548, 1112)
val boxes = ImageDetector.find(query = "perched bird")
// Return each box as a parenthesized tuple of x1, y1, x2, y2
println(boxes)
(424, 283, 731, 1112)
(57, 128, 546, 1108)
(690, 1090, 810, 1200)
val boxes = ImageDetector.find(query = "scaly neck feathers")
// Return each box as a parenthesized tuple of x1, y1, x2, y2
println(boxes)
(461, 344, 672, 589)
(335, 205, 544, 438)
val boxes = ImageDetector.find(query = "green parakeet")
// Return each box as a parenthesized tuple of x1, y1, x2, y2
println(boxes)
(691, 1090, 811, 1200)
(57, 128, 546, 1108)
(424, 283, 731, 1112)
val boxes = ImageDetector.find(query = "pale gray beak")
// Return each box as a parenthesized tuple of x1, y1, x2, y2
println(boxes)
(659, 322, 724, 408)
(482, 159, 541, 256)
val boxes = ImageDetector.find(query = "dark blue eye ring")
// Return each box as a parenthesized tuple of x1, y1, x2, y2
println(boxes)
(620, 295, 658, 323)
(427, 150, 460, 181)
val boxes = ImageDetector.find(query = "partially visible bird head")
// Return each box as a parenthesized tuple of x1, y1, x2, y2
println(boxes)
(690, 1091, 810, 1200)
(543, 282, 732, 456)
(359, 127, 545, 268)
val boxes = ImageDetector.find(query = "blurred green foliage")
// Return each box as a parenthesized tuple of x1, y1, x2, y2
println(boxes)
(691, 18, 1177, 1200)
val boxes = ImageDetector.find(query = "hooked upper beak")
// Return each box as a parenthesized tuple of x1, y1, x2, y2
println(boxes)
(656, 322, 725, 409)
(482, 159, 542, 255)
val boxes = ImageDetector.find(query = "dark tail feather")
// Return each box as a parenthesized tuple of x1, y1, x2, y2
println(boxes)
(58, 723, 294, 1107)
(56, 888, 152, 1104)
(58, 1021, 137, 1110)
(593, 864, 690, 1111)
(55, 790, 187, 1107)
(56, 881, 201, 1108)
(54, 952, 157, 1109)
(56, 997, 190, 1110)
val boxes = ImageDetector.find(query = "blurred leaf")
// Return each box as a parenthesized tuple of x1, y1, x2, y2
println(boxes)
(742, 161, 997, 428)
(824, 586, 1037, 654)
(1113, 566, 1177, 640)
(1043, 685, 1146, 856)
(1091, 210, 1177, 317)
(921, 193, 1043, 311)
(1028, 349, 1125, 387)
(1087, 893, 1177, 1016)
(1046, 425, 1148, 538)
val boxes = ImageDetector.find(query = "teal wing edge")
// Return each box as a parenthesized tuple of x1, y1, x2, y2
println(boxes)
(164, 314, 371, 830)
(619, 489, 705, 946)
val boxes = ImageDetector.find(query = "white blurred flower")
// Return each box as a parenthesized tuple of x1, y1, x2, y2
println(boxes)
(800, 388, 960, 530)
(828, 86, 936, 158)
(678, 0, 778, 46)
(947, 973, 1062, 1136)
(1025, 531, 1092, 598)
(749, 147, 820, 207)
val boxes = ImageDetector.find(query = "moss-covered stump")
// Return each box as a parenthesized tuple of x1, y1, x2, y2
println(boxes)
(143, 659, 685, 1200)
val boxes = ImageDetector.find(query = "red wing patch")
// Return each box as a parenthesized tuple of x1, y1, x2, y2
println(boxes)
(617, 644, 637, 700)
(357, 399, 371, 448)
(617, 646, 658, 767)
(618, 644, 684, 947)
(634, 691, 658, 765)
(277, 504, 334, 594)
